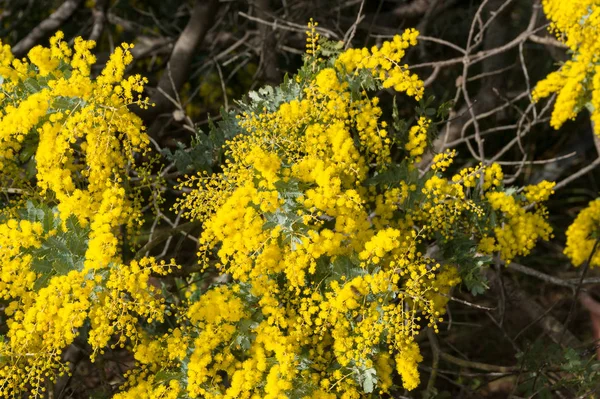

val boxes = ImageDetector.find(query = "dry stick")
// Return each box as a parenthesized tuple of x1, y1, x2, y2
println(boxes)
(486, 311, 521, 353)
(460, 0, 493, 159)
(560, 239, 600, 346)
(491, 88, 533, 162)
(89, 0, 109, 42)
(429, 328, 519, 373)
(418, 35, 466, 54)
(528, 34, 567, 48)
(254, 0, 281, 85)
(362, 0, 384, 48)
(155, 85, 194, 133)
(441, 352, 519, 372)
(12, 0, 83, 57)
(130, 36, 174, 60)
(489, 269, 582, 349)
(142, 0, 220, 138)
(470, 2, 539, 161)
(423, 65, 440, 87)
(513, 300, 561, 342)
(393, 0, 444, 18)
(460, 63, 484, 160)
(410, 21, 547, 71)
(238, 11, 340, 39)
(213, 59, 229, 112)
(506, 262, 576, 290)
(426, 328, 441, 394)
(489, 91, 556, 164)
(473, 0, 517, 45)
(343, 0, 365, 50)
(134, 221, 198, 260)
(519, 40, 536, 120)
(423, 365, 514, 377)
(554, 157, 600, 190)
(420, 0, 528, 167)
(438, 292, 496, 310)
(567, 276, 600, 284)
(459, 91, 530, 140)
(467, 62, 515, 82)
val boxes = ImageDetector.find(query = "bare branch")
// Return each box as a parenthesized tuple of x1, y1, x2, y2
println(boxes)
(490, 271, 582, 349)
(89, 0, 109, 42)
(342, 0, 365, 50)
(12, 0, 83, 57)
(528, 34, 567, 48)
(254, 0, 281, 85)
(140, 0, 220, 138)
(393, 0, 448, 18)
(554, 157, 600, 191)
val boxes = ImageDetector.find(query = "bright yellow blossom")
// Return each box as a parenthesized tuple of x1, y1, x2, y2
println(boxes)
(565, 198, 600, 267)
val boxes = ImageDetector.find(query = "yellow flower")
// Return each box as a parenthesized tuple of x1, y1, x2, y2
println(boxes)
(533, 0, 600, 135)
(565, 198, 600, 267)
(405, 117, 430, 163)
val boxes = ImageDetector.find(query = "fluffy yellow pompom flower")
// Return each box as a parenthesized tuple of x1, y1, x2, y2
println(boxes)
(173, 22, 554, 397)
(0, 31, 176, 396)
(532, 0, 600, 135)
(565, 198, 600, 267)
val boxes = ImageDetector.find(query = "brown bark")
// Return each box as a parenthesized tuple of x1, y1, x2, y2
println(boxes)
(255, 0, 281, 85)
(139, 0, 220, 139)
(12, 0, 83, 57)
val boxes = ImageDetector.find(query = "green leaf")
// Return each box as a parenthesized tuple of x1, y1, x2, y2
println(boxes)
(51, 96, 84, 112)
(366, 162, 409, 186)
(356, 367, 377, 393)
(23, 77, 42, 94)
(437, 100, 454, 119)
(318, 38, 344, 57)
(154, 370, 185, 385)
(13, 202, 90, 290)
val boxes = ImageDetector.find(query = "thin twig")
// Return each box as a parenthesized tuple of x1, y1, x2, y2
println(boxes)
(560, 239, 600, 346)
(554, 157, 600, 191)
(426, 328, 440, 394)
(343, 0, 365, 50)
(12, 0, 83, 57)
(506, 262, 575, 290)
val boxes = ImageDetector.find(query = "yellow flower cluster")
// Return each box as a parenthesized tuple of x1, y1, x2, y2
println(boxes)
(483, 163, 503, 191)
(0, 254, 175, 395)
(114, 378, 181, 399)
(175, 29, 435, 397)
(0, 219, 43, 301)
(565, 198, 600, 267)
(483, 182, 554, 263)
(0, 32, 150, 272)
(88, 258, 174, 360)
(306, 18, 321, 58)
(337, 28, 424, 100)
(1, 270, 92, 396)
(0, 32, 178, 396)
(0, 24, 556, 397)
(532, 0, 600, 135)
(405, 116, 430, 163)
(171, 26, 554, 397)
(431, 149, 457, 172)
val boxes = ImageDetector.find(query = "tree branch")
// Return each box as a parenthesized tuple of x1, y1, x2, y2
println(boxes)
(254, 0, 280, 85)
(491, 272, 582, 349)
(12, 0, 83, 57)
(89, 0, 109, 42)
(139, 0, 220, 138)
